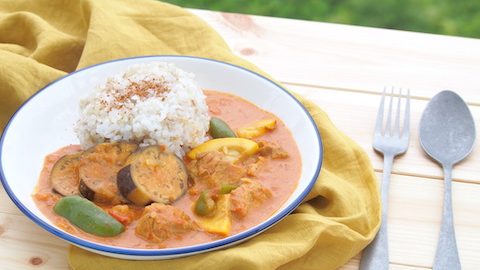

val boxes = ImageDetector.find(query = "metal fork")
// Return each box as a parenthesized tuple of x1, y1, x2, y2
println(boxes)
(359, 87, 410, 270)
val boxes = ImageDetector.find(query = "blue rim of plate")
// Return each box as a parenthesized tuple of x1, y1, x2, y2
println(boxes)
(0, 55, 323, 256)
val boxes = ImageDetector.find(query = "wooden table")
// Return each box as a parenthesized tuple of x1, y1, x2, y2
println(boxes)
(1, 9, 479, 270)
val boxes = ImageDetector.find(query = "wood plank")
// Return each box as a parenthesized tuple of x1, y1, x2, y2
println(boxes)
(0, 211, 427, 270)
(1, 172, 479, 269)
(387, 266, 428, 270)
(0, 213, 69, 270)
(288, 84, 480, 183)
(339, 255, 429, 270)
(3, 10, 479, 269)
(386, 173, 480, 269)
(190, 9, 480, 105)
(0, 185, 22, 216)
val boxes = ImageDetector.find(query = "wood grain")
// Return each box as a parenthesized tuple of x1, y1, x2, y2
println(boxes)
(0, 213, 69, 270)
(385, 173, 480, 269)
(339, 255, 429, 270)
(1, 170, 479, 269)
(287, 83, 480, 183)
(190, 9, 480, 105)
(1, 8, 479, 270)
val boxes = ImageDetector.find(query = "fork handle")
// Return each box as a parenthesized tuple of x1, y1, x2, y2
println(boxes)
(359, 153, 394, 270)
(433, 165, 461, 270)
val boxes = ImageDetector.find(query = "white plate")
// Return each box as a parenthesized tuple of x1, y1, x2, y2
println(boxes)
(0, 56, 322, 260)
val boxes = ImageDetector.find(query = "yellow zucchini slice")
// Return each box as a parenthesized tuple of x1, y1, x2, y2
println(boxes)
(187, 138, 258, 161)
(195, 194, 232, 236)
(236, 118, 276, 139)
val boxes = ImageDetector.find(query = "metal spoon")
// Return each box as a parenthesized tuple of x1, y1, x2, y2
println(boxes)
(419, 90, 476, 270)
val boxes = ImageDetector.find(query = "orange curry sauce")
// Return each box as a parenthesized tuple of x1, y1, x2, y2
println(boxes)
(33, 90, 302, 249)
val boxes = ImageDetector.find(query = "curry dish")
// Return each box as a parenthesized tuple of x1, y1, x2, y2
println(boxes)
(33, 90, 301, 248)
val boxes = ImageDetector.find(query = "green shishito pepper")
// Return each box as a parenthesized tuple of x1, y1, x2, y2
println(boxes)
(209, 117, 236, 138)
(194, 191, 216, 217)
(220, 184, 238, 194)
(54, 195, 124, 237)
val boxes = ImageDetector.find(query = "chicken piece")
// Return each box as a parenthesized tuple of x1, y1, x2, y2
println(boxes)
(257, 141, 289, 159)
(187, 151, 246, 187)
(243, 156, 266, 177)
(230, 179, 272, 218)
(135, 203, 198, 243)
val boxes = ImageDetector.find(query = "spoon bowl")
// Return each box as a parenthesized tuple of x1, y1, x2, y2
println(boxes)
(419, 90, 476, 270)
(420, 90, 476, 166)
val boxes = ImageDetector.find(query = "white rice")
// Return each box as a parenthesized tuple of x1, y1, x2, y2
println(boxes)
(75, 62, 210, 157)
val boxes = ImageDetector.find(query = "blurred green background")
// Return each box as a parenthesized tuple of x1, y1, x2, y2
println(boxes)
(163, 0, 480, 38)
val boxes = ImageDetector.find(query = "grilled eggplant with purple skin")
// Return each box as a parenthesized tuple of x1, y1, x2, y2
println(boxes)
(117, 146, 188, 206)
(78, 142, 138, 204)
(50, 152, 83, 196)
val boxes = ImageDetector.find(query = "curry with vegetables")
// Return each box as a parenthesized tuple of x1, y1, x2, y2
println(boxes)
(33, 90, 302, 248)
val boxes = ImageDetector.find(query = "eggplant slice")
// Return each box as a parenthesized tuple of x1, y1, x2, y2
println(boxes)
(117, 146, 188, 206)
(78, 142, 138, 204)
(50, 152, 83, 196)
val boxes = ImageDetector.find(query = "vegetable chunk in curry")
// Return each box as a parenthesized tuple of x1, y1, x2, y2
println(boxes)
(135, 203, 199, 243)
(33, 90, 302, 249)
(187, 151, 247, 187)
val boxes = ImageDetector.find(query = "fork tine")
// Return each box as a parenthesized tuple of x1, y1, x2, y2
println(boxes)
(375, 87, 386, 134)
(403, 89, 410, 138)
(385, 87, 394, 136)
(394, 88, 402, 137)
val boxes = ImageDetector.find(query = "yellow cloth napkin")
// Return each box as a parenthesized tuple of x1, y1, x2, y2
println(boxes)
(0, 0, 380, 269)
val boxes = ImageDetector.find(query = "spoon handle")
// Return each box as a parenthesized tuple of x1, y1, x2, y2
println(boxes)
(359, 154, 393, 270)
(433, 165, 461, 270)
